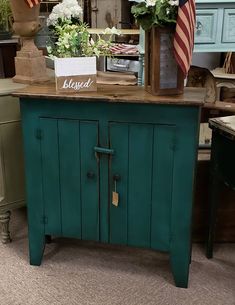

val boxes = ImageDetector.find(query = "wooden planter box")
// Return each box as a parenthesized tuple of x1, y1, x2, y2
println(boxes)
(55, 56, 97, 93)
(145, 27, 184, 96)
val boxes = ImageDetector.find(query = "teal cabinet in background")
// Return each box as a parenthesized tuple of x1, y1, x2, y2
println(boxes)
(194, 0, 235, 52)
(15, 85, 204, 288)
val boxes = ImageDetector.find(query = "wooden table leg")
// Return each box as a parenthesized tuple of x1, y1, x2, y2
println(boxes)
(206, 141, 220, 258)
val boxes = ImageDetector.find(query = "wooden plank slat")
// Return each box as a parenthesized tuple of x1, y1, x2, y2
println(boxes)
(58, 119, 81, 238)
(151, 125, 176, 251)
(109, 122, 128, 245)
(128, 124, 153, 247)
(80, 121, 100, 241)
(40, 118, 61, 235)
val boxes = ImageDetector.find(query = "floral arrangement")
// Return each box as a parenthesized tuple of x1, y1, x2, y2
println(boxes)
(46, 0, 120, 58)
(130, 0, 179, 31)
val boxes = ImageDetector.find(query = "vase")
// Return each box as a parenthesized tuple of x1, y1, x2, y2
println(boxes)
(145, 26, 184, 96)
(54, 56, 97, 93)
(9, 0, 48, 84)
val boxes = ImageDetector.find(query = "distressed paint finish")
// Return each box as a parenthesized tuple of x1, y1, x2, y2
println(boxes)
(19, 85, 203, 288)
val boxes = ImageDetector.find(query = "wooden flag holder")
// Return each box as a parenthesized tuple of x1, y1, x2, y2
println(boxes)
(145, 26, 184, 96)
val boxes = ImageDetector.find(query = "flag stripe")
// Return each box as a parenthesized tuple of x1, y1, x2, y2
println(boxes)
(174, 32, 190, 63)
(174, 0, 196, 77)
(177, 16, 191, 43)
(174, 40, 189, 75)
(182, 4, 194, 42)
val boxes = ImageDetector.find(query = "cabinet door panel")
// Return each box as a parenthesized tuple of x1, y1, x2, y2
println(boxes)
(109, 123, 153, 247)
(40, 118, 61, 236)
(109, 123, 129, 244)
(80, 121, 99, 241)
(58, 120, 81, 238)
(195, 9, 218, 44)
(0, 122, 25, 205)
(0, 128, 5, 204)
(128, 124, 153, 247)
(222, 9, 235, 43)
(110, 123, 175, 251)
(151, 125, 175, 251)
(40, 118, 99, 240)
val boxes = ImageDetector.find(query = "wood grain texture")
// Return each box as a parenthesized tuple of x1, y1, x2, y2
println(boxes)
(12, 83, 205, 106)
(145, 27, 184, 96)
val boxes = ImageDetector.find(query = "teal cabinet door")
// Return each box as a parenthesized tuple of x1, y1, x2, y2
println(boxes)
(109, 122, 176, 252)
(222, 9, 235, 43)
(40, 118, 99, 240)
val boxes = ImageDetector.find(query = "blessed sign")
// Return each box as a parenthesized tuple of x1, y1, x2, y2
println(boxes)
(54, 57, 97, 93)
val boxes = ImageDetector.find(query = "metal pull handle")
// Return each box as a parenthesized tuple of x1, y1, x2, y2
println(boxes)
(196, 21, 203, 31)
(94, 146, 114, 155)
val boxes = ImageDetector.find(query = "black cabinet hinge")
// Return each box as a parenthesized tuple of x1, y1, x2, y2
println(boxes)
(35, 128, 43, 140)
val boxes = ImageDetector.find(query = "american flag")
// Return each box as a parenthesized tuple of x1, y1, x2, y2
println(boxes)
(173, 0, 196, 77)
(109, 44, 139, 55)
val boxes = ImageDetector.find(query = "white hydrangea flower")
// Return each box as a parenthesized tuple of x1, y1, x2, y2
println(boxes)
(47, 0, 83, 27)
(145, 0, 157, 7)
(168, 0, 179, 6)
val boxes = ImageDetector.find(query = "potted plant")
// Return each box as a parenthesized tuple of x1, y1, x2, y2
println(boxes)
(130, 0, 195, 96)
(0, 0, 12, 40)
(46, 0, 120, 93)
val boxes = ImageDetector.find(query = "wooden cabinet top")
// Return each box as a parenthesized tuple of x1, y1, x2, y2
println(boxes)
(12, 83, 205, 106)
(209, 115, 235, 137)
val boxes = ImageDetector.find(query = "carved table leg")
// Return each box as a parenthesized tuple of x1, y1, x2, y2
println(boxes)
(0, 211, 12, 243)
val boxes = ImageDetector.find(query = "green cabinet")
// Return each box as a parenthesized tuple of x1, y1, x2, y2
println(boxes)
(37, 118, 177, 249)
(17, 85, 204, 288)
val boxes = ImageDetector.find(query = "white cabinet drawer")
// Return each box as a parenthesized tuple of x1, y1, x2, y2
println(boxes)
(222, 9, 235, 43)
(195, 9, 218, 44)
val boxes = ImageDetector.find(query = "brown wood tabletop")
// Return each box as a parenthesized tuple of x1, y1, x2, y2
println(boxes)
(12, 82, 206, 106)
(204, 101, 235, 113)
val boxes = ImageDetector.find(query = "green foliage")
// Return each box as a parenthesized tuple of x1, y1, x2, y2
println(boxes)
(131, 0, 178, 31)
(47, 20, 116, 58)
(0, 0, 12, 31)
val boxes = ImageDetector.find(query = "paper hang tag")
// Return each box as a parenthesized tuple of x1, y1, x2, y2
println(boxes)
(112, 191, 119, 207)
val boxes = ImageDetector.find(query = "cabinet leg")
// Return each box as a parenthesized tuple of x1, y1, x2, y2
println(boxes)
(29, 234, 45, 266)
(170, 251, 190, 288)
(206, 174, 220, 259)
(0, 211, 12, 244)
